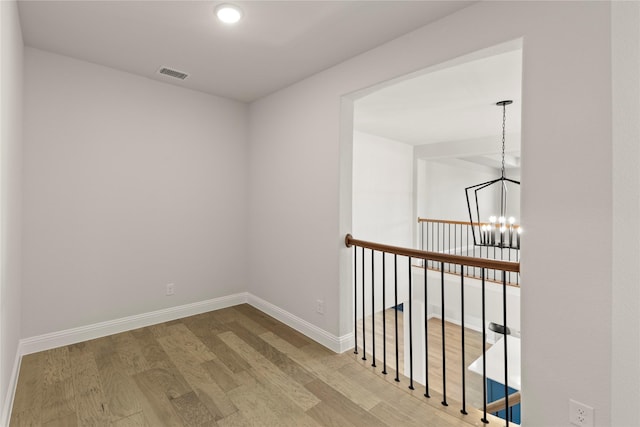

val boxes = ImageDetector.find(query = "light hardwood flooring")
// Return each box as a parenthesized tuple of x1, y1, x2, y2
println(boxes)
(356, 308, 487, 410)
(10, 304, 503, 427)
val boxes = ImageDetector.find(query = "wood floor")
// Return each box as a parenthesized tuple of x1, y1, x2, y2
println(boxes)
(10, 304, 503, 427)
(356, 308, 487, 410)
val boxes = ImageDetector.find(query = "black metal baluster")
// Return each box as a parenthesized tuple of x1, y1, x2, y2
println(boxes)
(453, 224, 457, 274)
(354, 245, 358, 355)
(421, 220, 425, 267)
(424, 258, 430, 398)
(457, 224, 461, 274)
(481, 268, 489, 424)
(362, 246, 366, 361)
(493, 245, 496, 281)
(460, 270, 467, 415)
(394, 254, 400, 382)
(501, 247, 505, 287)
(448, 223, 451, 272)
(382, 252, 387, 375)
(471, 225, 475, 278)
(503, 272, 510, 426)
(508, 245, 512, 285)
(437, 223, 440, 263)
(408, 257, 414, 390)
(480, 236, 484, 279)
(517, 249, 520, 286)
(476, 239, 480, 280)
(459, 224, 462, 274)
(371, 249, 376, 368)
(431, 221, 434, 269)
(468, 224, 471, 277)
(465, 224, 468, 275)
(465, 224, 469, 276)
(441, 263, 448, 407)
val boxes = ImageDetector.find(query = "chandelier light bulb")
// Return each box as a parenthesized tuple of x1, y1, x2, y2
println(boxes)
(517, 227, 522, 234)
(498, 216, 506, 224)
(489, 216, 497, 224)
(508, 216, 515, 225)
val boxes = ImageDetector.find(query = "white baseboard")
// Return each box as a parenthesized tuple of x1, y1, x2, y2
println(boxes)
(427, 311, 512, 344)
(1, 345, 22, 427)
(19, 292, 249, 355)
(426, 307, 484, 334)
(17, 291, 347, 356)
(246, 294, 350, 353)
(336, 332, 355, 353)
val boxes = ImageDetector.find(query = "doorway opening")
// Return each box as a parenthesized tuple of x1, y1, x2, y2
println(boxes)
(342, 39, 523, 423)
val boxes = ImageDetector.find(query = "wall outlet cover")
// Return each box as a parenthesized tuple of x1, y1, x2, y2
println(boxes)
(569, 399, 594, 427)
(166, 283, 175, 296)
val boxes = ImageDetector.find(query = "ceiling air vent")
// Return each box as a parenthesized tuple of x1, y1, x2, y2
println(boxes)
(157, 67, 189, 80)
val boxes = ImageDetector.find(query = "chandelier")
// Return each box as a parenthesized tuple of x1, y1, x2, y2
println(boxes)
(465, 100, 521, 249)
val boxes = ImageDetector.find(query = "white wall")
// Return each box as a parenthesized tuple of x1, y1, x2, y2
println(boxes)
(352, 131, 413, 317)
(0, 0, 23, 419)
(353, 131, 413, 246)
(22, 48, 249, 337)
(249, 2, 613, 425)
(611, 2, 640, 425)
(417, 159, 503, 222)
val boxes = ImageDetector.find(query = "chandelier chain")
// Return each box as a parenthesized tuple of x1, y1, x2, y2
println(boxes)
(501, 102, 506, 178)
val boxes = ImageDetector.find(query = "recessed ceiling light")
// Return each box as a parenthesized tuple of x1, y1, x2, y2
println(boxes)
(215, 3, 243, 24)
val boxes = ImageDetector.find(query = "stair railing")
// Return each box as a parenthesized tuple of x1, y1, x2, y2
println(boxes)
(418, 218, 520, 286)
(346, 233, 520, 425)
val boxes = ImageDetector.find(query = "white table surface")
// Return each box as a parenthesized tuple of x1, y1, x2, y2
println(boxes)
(468, 335, 521, 390)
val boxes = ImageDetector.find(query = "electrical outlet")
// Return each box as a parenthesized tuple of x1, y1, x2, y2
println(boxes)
(570, 399, 594, 427)
(316, 299, 324, 314)
(166, 283, 175, 296)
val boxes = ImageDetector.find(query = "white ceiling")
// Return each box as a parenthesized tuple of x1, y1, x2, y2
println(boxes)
(354, 48, 523, 147)
(354, 47, 523, 171)
(17, 0, 474, 103)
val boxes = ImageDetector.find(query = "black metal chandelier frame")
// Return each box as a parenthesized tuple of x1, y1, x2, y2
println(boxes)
(465, 100, 521, 249)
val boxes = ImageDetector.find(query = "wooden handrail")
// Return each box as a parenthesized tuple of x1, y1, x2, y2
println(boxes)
(418, 217, 521, 228)
(345, 234, 520, 273)
(485, 391, 521, 413)
(418, 218, 477, 226)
